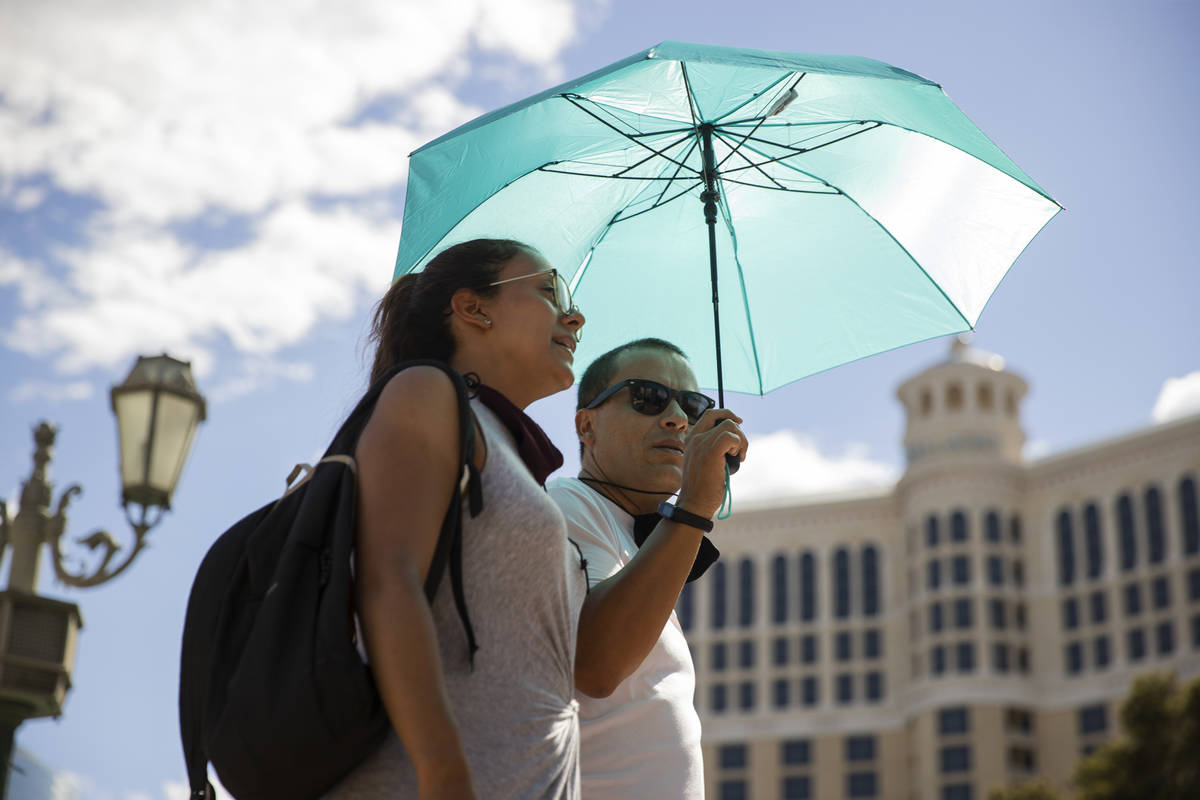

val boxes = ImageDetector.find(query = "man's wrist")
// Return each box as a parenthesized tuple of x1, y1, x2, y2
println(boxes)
(658, 500, 714, 533)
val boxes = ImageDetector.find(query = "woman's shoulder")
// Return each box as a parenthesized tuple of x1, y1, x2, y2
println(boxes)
(367, 365, 463, 442)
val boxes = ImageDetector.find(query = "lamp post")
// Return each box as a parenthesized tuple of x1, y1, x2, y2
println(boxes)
(0, 354, 206, 798)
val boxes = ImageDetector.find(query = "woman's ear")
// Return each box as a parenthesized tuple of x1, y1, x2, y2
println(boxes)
(449, 287, 492, 332)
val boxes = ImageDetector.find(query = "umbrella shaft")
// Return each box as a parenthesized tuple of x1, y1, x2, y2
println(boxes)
(700, 124, 724, 409)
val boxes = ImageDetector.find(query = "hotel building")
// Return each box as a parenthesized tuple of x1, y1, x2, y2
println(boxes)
(683, 340, 1200, 799)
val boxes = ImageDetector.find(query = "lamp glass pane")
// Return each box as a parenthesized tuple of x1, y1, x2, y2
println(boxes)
(148, 392, 202, 499)
(114, 391, 153, 489)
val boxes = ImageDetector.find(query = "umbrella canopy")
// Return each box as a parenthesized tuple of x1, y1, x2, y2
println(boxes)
(394, 41, 1060, 396)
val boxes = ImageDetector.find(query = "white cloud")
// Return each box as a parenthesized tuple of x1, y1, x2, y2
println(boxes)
(730, 429, 898, 502)
(0, 0, 582, 381)
(1152, 370, 1200, 424)
(10, 379, 94, 404)
(50, 770, 85, 800)
(208, 357, 316, 403)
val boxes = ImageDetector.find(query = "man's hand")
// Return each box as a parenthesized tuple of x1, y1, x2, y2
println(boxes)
(675, 408, 748, 520)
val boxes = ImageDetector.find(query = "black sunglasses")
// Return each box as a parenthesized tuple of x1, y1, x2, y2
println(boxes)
(585, 378, 715, 425)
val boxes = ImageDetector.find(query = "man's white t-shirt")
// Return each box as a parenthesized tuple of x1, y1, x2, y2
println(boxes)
(548, 477, 705, 800)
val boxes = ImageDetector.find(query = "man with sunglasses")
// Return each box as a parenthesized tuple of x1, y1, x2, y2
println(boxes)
(549, 338, 748, 799)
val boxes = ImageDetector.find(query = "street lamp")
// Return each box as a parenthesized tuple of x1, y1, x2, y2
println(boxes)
(0, 354, 206, 797)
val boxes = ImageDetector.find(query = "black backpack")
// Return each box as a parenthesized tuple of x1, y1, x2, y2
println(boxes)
(179, 360, 482, 799)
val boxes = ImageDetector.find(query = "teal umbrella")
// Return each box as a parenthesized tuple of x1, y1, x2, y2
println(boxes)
(394, 41, 1060, 403)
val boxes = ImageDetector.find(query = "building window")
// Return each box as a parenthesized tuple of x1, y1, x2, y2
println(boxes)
(956, 642, 975, 673)
(943, 784, 974, 800)
(739, 681, 756, 711)
(862, 545, 880, 617)
(920, 389, 933, 416)
(1062, 597, 1080, 630)
(800, 551, 817, 622)
(1078, 704, 1108, 735)
(1015, 603, 1027, 630)
(739, 640, 755, 669)
(1009, 745, 1036, 771)
(951, 509, 969, 542)
(836, 674, 854, 704)
(985, 510, 1001, 542)
(940, 745, 971, 773)
(927, 514, 940, 548)
(711, 684, 727, 712)
(1084, 502, 1104, 579)
(954, 598, 973, 629)
(1012, 559, 1025, 587)
(1090, 591, 1108, 624)
(774, 636, 789, 665)
(783, 776, 812, 800)
(1066, 642, 1084, 674)
(782, 738, 811, 765)
(947, 383, 963, 411)
(930, 602, 944, 632)
(1127, 628, 1146, 661)
(846, 735, 876, 761)
(718, 782, 747, 800)
(1125, 583, 1143, 616)
(1005, 708, 1034, 735)
(1057, 508, 1077, 586)
(931, 645, 946, 675)
(1011, 515, 1023, 544)
(1094, 636, 1110, 669)
(978, 383, 994, 410)
(773, 678, 790, 709)
(994, 643, 1010, 673)
(836, 631, 854, 661)
(987, 555, 1004, 586)
(773, 554, 788, 624)
(1118, 493, 1137, 571)
(712, 562, 727, 629)
(1152, 576, 1171, 609)
(847, 772, 878, 798)
(802, 676, 819, 706)
(939, 706, 969, 735)
(928, 559, 943, 591)
(711, 642, 728, 671)
(801, 634, 818, 664)
(1180, 475, 1199, 555)
(739, 558, 755, 627)
(864, 629, 882, 660)
(1017, 647, 1030, 673)
(1156, 621, 1175, 655)
(865, 672, 884, 702)
(678, 581, 694, 631)
(1190, 568, 1200, 601)
(990, 599, 1007, 630)
(834, 548, 851, 619)
(1145, 486, 1166, 564)
(1192, 615, 1200, 649)
(719, 743, 747, 768)
(952, 555, 970, 586)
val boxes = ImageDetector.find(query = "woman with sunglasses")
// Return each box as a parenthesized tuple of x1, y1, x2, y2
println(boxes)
(330, 239, 585, 799)
(548, 338, 748, 799)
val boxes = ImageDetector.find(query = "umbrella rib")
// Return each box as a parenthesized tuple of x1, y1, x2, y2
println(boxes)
(561, 94, 701, 175)
(538, 166, 699, 181)
(713, 129, 788, 190)
(714, 76, 805, 176)
(609, 181, 704, 225)
(711, 72, 803, 125)
(652, 137, 702, 209)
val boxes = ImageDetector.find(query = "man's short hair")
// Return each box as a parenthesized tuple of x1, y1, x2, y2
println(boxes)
(576, 338, 688, 410)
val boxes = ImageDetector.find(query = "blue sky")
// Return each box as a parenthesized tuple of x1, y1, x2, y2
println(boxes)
(1, 0, 1197, 797)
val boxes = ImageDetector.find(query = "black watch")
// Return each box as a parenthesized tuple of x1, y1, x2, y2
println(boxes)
(658, 501, 714, 533)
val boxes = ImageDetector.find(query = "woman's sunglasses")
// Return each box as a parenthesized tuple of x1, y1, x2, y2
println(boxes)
(584, 378, 716, 425)
(488, 268, 576, 317)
